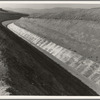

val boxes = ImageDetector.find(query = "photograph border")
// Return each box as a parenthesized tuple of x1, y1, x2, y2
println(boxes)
(0, 1, 100, 99)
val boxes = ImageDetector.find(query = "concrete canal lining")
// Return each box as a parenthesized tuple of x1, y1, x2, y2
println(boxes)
(7, 23, 100, 95)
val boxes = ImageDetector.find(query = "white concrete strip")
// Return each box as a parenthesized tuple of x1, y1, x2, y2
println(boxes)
(39, 40, 49, 48)
(36, 39, 44, 46)
(47, 43, 56, 53)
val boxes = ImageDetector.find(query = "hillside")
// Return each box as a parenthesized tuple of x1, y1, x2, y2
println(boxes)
(4, 8, 39, 14)
(27, 7, 100, 22)
(0, 8, 28, 22)
(14, 7, 100, 64)
(6, 7, 100, 22)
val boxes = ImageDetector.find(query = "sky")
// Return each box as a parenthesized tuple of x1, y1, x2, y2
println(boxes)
(1, 3, 100, 9)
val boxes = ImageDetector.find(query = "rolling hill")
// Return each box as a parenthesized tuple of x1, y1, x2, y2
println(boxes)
(14, 7, 100, 64)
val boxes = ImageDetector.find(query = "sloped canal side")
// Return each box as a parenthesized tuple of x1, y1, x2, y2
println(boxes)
(0, 22, 97, 95)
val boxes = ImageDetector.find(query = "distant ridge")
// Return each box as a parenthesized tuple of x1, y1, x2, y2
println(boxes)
(3, 8, 38, 14)
(26, 7, 100, 22)
(4, 7, 84, 14)
(0, 8, 8, 13)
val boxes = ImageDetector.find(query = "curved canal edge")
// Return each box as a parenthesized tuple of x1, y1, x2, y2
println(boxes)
(6, 22, 100, 95)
